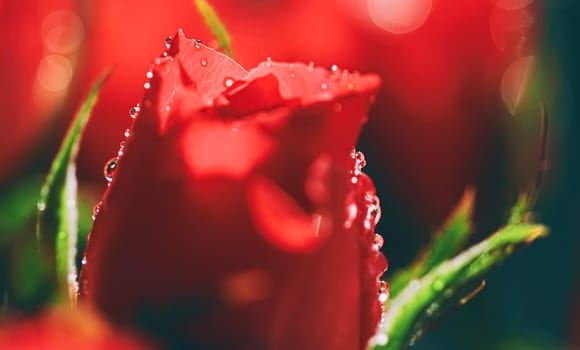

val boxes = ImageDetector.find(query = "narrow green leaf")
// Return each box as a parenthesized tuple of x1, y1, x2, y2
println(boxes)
(371, 223, 547, 350)
(194, 0, 234, 57)
(389, 189, 475, 298)
(36, 73, 109, 304)
(509, 193, 531, 224)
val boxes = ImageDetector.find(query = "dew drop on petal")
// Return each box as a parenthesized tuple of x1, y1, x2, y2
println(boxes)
(164, 36, 173, 49)
(129, 104, 141, 119)
(103, 157, 118, 183)
(373, 233, 384, 252)
(200, 58, 207, 67)
(265, 56, 272, 67)
(321, 82, 328, 90)
(307, 61, 315, 72)
(146, 71, 153, 79)
(92, 202, 102, 220)
(144, 82, 151, 89)
(331, 64, 339, 72)
(353, 150, 366, 175)
(124, 129, 131, 138)
(223, 77, 234, 88)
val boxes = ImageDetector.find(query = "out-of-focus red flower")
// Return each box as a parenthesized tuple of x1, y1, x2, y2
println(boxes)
(0, 0, 79, 183)
(0, 307, 155, 350)
(79, 31, 387, 349)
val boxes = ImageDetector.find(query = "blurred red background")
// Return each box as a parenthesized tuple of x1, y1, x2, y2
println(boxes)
(0, 0, 537, 228)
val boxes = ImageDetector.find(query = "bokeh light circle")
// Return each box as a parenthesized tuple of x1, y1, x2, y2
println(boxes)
(366, 0, 433, 34)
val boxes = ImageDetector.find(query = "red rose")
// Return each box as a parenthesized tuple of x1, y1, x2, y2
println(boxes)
(79, 31, 387, 349)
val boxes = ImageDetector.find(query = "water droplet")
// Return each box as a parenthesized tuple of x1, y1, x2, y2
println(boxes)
(378, 290, 389, 303)
(81, 257, 87, 265)
(92, 202, 101, 220)
(146, 71, 153, 79)
(432, 278, 445, 291)
(103, 157, 118, 183)
(162, 51, 168, 57)
(124, 129, 131, 138)
(374, 333, 388, 346)
(144, 82, 151, 89)
(200, 58, 207, 67)
(307, 61, 315, 72)
(378, 280, 390, 303)
(331, 64, 339, 72)
(321, 82, 328, 90)
(289, 72, 296, 78)
(223, 77, 234, 88)
(426, 302, 440, 317)
(352, 150, 366, 175)
(265, 57, 272, 67)
(37, 201, 46, 211)
(409, 279, 421, 291)
(344, 203, 358, 229)
(129, 104, 140, 119)
(379, 280, 388, 294)
(164, 36, 172, 49)
(373, 233, 384, 252)
(366, 193, 382, 225)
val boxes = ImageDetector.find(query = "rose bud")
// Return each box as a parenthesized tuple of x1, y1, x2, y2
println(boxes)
(80, 30, 387, 350)
(0, 307, 155, 350)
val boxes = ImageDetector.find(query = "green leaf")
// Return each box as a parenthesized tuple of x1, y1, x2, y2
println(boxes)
(509, 193, 531, 224)
(389, 189, 475, 298)
(371, 223, 547, 350)
(194, 0, 234, 57)
(36, 73, 108, 304)
(0, 176, 42, 244)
